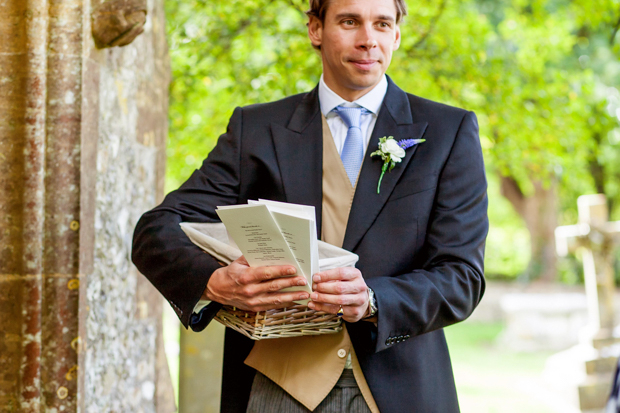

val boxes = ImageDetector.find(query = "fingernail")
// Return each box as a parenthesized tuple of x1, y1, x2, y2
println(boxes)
(311, 293, 318, 300)
(313, 275, 321, 282)
(308, 302, 315, 309)
(287, 268, 296, 275)
(299, 293, 309, 300)
(297, 279, 307, 286)
(312, 283, 317, 290)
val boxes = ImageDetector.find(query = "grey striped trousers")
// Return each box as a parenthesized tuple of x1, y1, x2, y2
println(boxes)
(246, 370, 372, 413)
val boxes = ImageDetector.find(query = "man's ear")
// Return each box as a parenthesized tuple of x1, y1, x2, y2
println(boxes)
(307, 15, 323, 48)
(393, 25, 401, 50)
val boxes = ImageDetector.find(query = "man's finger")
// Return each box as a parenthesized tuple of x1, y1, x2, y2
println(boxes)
(309, 291, 367, 306)
(307, 301, 340, 314)
(248, 291, 311, 309)
(312, 280, 365, 295)
(236, 264, 297, 285)
(252, 265, 297, 282)
(313, 267, 360, 283)
(253, 276, 307, 295)
(308, 301, 368, 323)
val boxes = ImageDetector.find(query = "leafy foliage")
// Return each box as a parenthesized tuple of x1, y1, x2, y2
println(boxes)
(164, 0, 620, 279)
(165, 0, 319, 189)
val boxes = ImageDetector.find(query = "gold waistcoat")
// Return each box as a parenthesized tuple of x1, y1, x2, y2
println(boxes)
(244, 116, 379, 412)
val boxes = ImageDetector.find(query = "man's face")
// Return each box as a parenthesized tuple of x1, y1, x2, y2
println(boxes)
(308, 0, 401, 101)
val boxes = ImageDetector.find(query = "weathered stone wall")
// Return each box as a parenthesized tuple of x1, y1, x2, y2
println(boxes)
(0, 0, 172, 411)
(83, 0, 171, 409)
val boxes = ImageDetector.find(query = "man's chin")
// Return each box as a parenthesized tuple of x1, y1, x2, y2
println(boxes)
(346, 74, 384, 92)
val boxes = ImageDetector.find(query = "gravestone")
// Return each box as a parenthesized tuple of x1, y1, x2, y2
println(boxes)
(556, 195, 620, 342)
(499, 292, 588, 351)
(545, 194, 620, 412)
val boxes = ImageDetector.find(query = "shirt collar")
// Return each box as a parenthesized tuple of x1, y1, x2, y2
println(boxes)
(318, 74, 388, 117)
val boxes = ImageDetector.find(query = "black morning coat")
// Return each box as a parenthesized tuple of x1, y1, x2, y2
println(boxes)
(132, 77, 489, 413)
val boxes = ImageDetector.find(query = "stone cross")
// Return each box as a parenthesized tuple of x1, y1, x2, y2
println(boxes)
(555, 194, 620, 341)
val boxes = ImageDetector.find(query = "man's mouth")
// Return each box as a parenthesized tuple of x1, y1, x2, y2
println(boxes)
(349, 60, 378, 71)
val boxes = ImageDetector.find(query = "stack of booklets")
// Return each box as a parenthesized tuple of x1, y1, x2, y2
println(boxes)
(180, 199, 359, 305)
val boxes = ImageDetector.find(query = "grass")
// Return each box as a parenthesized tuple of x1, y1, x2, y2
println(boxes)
(445, 320, 575, 413)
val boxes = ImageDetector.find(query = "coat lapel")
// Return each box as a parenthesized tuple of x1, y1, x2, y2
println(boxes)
(343, 79, 428, 252)
(271, 87, 324, 236)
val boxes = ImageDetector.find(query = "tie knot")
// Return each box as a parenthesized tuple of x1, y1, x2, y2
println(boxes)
(333, 106, 369, 129)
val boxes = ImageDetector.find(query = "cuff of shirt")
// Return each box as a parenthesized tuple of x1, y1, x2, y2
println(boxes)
(189, 301, 223, 332)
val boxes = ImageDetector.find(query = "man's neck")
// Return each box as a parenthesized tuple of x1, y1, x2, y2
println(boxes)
(318, 74, 387, 118)
(322, 75, 384, 102)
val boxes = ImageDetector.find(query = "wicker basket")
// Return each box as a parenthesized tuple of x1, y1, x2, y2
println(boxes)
(215, 304, 342, 340)
(180, 221, 355, 340)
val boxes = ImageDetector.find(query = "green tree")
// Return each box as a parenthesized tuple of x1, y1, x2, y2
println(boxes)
(164, 0, 620, 281)
(391, 0, 620, 281)
(165, 0, 319, 190)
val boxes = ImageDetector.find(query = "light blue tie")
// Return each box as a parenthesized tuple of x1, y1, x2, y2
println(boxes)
(334, 106, 369, 186)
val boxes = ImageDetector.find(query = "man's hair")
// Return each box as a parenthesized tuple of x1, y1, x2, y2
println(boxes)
(306, 0, 408, 24)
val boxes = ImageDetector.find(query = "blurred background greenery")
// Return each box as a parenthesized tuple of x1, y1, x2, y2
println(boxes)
(161, 1, 620, 411)
(164, 0, 620, 285)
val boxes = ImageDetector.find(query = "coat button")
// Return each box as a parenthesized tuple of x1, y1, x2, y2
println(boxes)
(338, 349, 347, 358)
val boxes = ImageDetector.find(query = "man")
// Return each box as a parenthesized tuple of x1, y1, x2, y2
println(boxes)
(132, 0, 488, 411)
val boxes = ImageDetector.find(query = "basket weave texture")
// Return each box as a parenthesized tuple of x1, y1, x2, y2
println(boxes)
(215, 305, 342, 340)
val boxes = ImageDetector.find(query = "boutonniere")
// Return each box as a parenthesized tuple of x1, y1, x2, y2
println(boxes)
(370, 136, 425, 194)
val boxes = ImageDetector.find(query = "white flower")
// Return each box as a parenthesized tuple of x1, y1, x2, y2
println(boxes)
(371, 135, 425, 194)
(380, 139, 406, 162)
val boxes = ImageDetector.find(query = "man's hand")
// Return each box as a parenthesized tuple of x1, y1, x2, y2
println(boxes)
(203, 256, 310, 312)
(307, 267, 369, 323)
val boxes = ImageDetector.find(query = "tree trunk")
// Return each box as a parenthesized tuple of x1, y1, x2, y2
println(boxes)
(588, 130, 616, 215)
(500, 175, 558, 282)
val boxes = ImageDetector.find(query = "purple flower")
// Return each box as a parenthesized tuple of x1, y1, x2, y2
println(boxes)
(398, 138, 425, 150)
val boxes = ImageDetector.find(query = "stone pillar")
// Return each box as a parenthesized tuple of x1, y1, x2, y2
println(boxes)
(0, 0, 173, 411)
(0, 0, 82, 409)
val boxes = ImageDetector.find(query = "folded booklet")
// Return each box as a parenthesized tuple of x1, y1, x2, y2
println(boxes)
(180, 199, 359, 306)
(216, 199, 320, 294)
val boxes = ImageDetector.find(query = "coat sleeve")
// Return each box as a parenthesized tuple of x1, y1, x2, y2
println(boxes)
(363, 111, 488, 354)
(131, 107, 243, 328)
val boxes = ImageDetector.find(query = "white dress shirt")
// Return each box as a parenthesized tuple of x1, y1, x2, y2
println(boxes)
(318, 74, 388, 156)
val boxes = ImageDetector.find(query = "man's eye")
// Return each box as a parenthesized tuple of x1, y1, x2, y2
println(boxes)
(378, 22, 391, 28)
(343, 20, 355, 25)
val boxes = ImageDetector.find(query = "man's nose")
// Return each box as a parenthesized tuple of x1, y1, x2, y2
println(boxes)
(356, 24, 377, 49)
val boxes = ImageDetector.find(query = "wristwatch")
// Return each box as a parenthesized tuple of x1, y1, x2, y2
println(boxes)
(365, 287, 378, 318)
